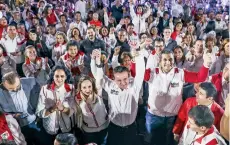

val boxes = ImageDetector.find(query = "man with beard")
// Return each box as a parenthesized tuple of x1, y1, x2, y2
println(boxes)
(215, 12, 228, 32)
(0, 72, 48, 145)
(80, 27, 105, 73)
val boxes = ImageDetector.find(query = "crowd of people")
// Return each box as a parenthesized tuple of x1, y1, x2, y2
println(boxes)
(0, 0, 229, 145)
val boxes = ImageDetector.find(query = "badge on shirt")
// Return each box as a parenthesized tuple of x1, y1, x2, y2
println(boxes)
(1, 131, 9, 140)
(171, 82, 179, 87)
(110, 89, 119, 95)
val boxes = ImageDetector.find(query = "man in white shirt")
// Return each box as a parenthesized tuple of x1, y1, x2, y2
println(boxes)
(91, 49, 145, 145)
(69, 12, 87, 37)
(215, 12, 228, 31)
(144, 49, 212, 145)
(0, 24, 25, 77)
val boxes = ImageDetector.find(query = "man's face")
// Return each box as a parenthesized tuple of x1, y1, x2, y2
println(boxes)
(87, 29, 95, 41)
(163, 29, 172, 39)
(32, 18, 39, 25)
(114, 71, 129, 90)
(163, 14, 169, 20)
(160, 53, 174, 73)
(68, 46, 78, 57)
(188, 117, 203, 133)
(13, 12, 21, 21)
(124, 18, 130, 25)
(224, 42, 230, 56)
(3, 77, 21, 92)
(7, 26, 17, 36)
(60, 16, 66, 23)
(75, 13, 81, 21)
(155, 41, 164, 54)
(216, 14, 222, 21)
(118, 31, 126, 42)
(48, 27, 56, 35)
(209, 12, 215, 20)
(196, 87, 211, 105)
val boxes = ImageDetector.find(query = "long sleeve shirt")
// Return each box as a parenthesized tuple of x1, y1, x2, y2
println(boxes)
(145, 65, 209, 117)
(91, 55, 145, 127)
(36, 84, 75, 135)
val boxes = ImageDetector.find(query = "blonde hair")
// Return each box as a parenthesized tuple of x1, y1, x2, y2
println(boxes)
(55, 31, 68, 44)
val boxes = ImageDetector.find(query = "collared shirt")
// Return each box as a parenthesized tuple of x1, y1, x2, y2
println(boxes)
(91, 55, 145, 127)
(0, 87, 36, 127)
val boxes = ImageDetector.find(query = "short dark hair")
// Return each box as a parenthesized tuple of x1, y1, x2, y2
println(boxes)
(154, 37, 165, 46)
(113, 66, 130, 74)
(127, 23, 134, 27)
(2, 72, 19, 85)
(159, 49, 174, 61)
(188, 105, 214, 128)
(199, 82, 217, 99)
(75, 11, 81, 15)
(66, 40, 79, 51)
(55, 133, 78, 145)
(87, 26, 95, 32)
(163, 11, 169, 16)
(47, 24, 56, 28)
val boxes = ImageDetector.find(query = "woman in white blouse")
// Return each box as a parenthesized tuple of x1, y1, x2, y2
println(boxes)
(36, 65, 75, 144)
(75, 76, 109, 145)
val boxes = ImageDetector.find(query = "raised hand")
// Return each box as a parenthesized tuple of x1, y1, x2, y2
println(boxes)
(114, 46, 121, 56)
(203, 51, 212, 68)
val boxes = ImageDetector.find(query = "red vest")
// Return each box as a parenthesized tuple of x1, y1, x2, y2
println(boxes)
(0, 114, 14, 141)
(46, 11, 57, 25)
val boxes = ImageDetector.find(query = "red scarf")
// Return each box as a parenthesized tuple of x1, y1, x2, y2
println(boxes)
(25, 57, 42, 65)
(48, 82, 71, 92)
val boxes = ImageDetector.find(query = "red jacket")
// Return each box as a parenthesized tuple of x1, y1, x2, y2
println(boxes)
(171, 31, 178, 40)
(210, 72, 224, 107)
(173, 97, 224, 135)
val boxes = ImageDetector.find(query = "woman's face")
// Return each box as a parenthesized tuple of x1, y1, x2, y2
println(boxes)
(0, 17, 7, 26)
(54, 69, 66, 87)
(122, 56, 132, 69)
(224, 42, 230, 56)
(26, 48, 37, 61)
(176, 24, 183, 31)
(137, 6, 142, 13)
(174, 48, 183, 61)
(151, 27, 158, 35)
(188, 25, 194, 33)
(148, 16, 153, 23)
(48, 8, 52, 14)
(102, 28, 108, 36)
(68, 46, 78, 57)
(72, 28, 80, 36)
(81, 80, 93, 96)
(56, 35, 65, 44)
(206, 40, 214, 50)
(29, 32, 37, 41)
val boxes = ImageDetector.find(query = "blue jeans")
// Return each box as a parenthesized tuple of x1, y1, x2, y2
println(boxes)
(83, 128, 108, 145)
(21, 121, 50, 145)
(145, 111, 176, 145)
